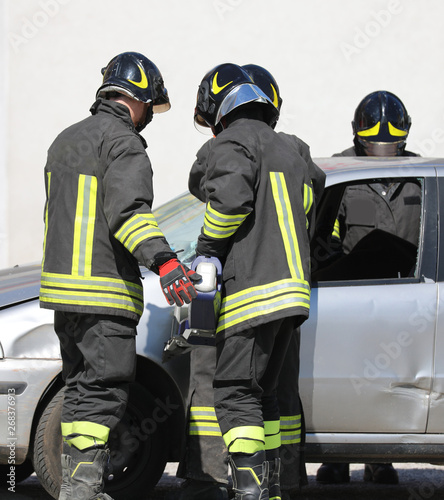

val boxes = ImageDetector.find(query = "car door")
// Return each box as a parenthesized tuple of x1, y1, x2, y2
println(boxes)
(300, 171, 438, 435)
(427, 170, 444, 433)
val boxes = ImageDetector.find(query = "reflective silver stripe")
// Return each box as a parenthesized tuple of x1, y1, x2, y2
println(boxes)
(203, 202, 249, 239)
(217, 280, 310, 333)
(41, 273, 142, 295)
(40, 272, 144, 316)
(280, 415, 301, 429)
(280, 414, 301, 444)
(72, 175, 98, 277)
(190, 407, 218, 420)
(217, 293, 309, 333)
(221, 280, 310, 314)
(281, 432, 301, 443)
(270, 172, 304, 281)
(114, 214, 165, 253)
(40, 289, 144, 315)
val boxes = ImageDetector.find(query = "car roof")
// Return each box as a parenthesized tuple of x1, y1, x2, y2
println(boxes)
(315, 156, 444, 172)
(314, 156, 443, 184)
(0, 263, 41, 309)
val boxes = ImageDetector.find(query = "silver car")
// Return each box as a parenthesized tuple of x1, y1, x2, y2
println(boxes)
(1, 156, 443, 498)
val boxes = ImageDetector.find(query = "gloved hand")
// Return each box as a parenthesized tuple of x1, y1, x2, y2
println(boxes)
(158, 259, 201, 306)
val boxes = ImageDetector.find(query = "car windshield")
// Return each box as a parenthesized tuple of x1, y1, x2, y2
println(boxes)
(153, 192, 205, 265)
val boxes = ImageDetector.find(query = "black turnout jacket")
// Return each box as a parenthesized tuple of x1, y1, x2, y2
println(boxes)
(190, 119, 325, 338)
(40, 99, 174, 322)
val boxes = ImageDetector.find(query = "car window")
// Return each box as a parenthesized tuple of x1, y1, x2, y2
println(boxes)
(154, 192, 205, 265)
(312, 177, 423, 283)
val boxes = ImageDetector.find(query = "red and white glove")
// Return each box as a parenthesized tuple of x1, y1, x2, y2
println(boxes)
(158, 259, 201, 306)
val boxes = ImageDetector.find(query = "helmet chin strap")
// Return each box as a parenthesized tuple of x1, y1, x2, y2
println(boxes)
(136, 104, 154, 132)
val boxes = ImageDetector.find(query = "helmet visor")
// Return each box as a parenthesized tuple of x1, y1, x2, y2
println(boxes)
(357, 138, 405, 156)
(194, 110, 213, 135)
(152, 88, 171, 114)
(215, 83, 273, 126)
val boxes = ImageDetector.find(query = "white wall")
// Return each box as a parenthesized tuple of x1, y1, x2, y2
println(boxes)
(3, 0, 444, 267)
(0, 1, 8, 268)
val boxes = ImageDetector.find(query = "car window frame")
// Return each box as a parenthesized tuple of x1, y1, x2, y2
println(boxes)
(311, 174, 437, 288)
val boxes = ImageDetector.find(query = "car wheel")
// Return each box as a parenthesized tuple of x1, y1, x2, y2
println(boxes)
(0, 459, 34, 485)
(33, 383, 169, 500)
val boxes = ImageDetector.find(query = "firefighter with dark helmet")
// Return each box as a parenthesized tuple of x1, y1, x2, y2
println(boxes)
(316, 90, 419, 487)
(40, 51, 200, 499)
(348, 90, 414, 157)
(184, 62, 320, 500)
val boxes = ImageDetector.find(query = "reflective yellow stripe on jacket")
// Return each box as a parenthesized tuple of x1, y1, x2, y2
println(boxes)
(40, 272, 144, 316)
(216, 172, 310, 334)
(72, 174, 97, 276)
(270, 172, 305, 281)
(203, 202, 249, 239)
(40, 174, 144, 316)
(304, 182, 314, 229)
(41, 171, 51, 270)
(217, 279, 310, 334)
(114, 213, 165, 253)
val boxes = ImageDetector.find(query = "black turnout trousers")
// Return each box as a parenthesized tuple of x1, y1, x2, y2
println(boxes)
(54, 311, 137, 432)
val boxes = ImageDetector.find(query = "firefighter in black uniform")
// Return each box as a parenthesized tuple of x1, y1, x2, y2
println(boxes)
(188, 62, 320, 500)
(172, 64, 324, 500)
(316, 90, 420, 486)
(40, 52, 199, 500)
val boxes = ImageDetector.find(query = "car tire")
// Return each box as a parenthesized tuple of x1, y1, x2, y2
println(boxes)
(0, 459, 34, 485)
(32, 382, 169, 500)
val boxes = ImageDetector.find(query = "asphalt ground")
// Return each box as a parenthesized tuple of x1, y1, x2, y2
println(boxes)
(2, 462, 444, 499)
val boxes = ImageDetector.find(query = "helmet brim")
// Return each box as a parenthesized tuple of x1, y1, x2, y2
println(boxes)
(215, 83, 276, 126)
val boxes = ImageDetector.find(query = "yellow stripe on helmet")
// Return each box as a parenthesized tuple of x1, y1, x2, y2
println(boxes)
(357, 121, 380, 137)
(388, 122, 408, 137)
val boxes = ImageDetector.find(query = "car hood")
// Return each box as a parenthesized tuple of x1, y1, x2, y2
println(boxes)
(0, 263, 41, 308)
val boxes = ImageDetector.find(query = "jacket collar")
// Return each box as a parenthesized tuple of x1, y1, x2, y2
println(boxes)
(89, 98, 147, 148)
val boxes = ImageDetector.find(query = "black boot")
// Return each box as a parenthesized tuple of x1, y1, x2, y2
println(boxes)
(165, 479, 228, 500)
(59, 444, 113, 499)
(229, 450, 269, 499)
(315, 463, 350, 484)
(266, 448, 281, 500)
(364, 463, 399, 484)
(268, 457, 281, 500)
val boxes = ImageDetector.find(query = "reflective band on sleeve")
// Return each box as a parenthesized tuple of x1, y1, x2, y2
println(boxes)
(114, 213, 165, 253)
(270, 172, 305, 281)
(203, 202, 249, 239)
